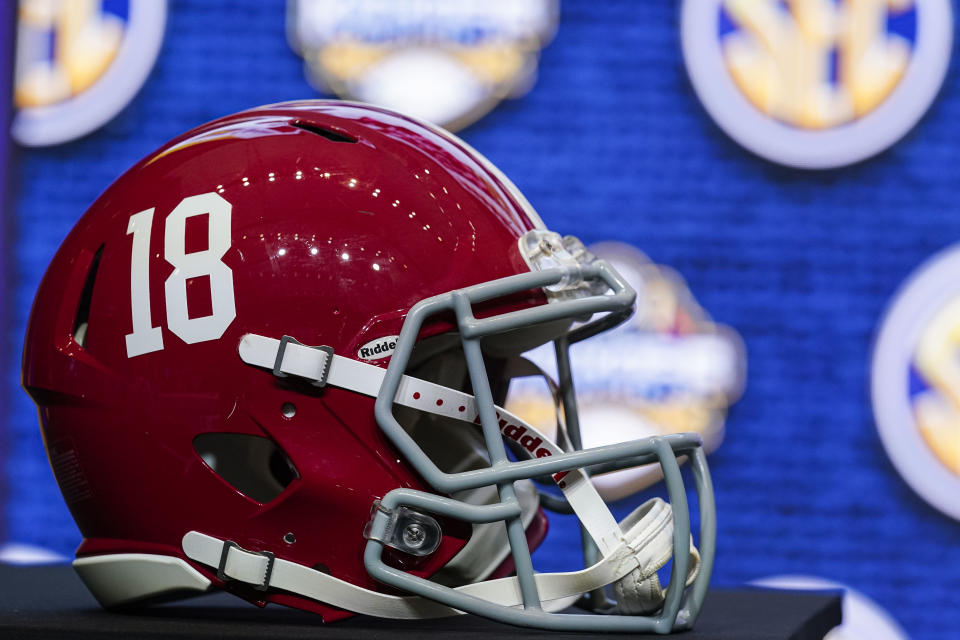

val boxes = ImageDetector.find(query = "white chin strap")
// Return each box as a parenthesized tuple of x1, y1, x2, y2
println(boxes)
(209, 333, 702, 617)
(182, 500, 698, 619)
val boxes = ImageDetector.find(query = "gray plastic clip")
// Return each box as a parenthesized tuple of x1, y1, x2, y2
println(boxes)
(273, 335, 334, 387)
(217, 540, 276, 592)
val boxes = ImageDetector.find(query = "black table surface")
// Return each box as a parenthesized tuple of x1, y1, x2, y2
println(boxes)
(0, 564, 840, 639)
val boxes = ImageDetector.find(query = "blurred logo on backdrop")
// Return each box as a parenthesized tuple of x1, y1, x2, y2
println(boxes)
(752, 576, 908, 640)
(505, 242, 746, 501)
(287, 0, 558, 131)
(681, 0, 952, 169)
(873, 245, 960, 521)
(12, 0, 166, 147)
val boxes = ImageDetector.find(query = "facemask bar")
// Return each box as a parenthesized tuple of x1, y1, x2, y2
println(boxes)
(365, 260, 716, 632)
(549, 307, 642, 611)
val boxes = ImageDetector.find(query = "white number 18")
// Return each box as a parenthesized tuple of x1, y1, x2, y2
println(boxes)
(125, 192, 236, 358)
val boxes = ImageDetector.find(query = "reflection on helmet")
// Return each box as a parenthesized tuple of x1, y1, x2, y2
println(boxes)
(23, 101, 714, 633)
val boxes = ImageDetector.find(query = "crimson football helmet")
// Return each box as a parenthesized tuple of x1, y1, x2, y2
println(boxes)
(23, 101, 714, 632)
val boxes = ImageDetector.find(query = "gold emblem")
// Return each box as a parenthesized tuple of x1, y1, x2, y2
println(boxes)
(15, 0, 124, 109)
(722, 0, 913, 129)
(911, 298, 960, 473)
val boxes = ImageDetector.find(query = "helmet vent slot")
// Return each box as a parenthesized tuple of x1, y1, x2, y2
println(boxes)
(194, 433, 298, 503)
(73, 244, 104, 348)
(291, 120, 358, 143)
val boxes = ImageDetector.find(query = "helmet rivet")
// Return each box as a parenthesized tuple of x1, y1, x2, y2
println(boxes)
(281, 402, 296, 418)
(284, 532, 296, 544)
(402, 523, 426, 549)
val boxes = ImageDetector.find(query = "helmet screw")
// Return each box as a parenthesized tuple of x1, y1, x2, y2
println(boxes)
(283, 532, 296, 544)
(402, 523, 426, 549)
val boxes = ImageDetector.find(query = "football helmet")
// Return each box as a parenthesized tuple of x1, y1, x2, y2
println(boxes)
(23, 101, 714, 632)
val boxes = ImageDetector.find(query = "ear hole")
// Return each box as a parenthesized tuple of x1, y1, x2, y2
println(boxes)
(290, 120, 358, 143)
(194, 433, 298, 503)
(73, 244, 104, 348)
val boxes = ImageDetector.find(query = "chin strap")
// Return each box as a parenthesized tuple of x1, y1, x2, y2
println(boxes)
(182, 498, 698, 618)
(236, 333, 700, 615)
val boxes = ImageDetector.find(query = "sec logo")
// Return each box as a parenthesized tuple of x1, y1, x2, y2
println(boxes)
(872, 245, 960, 521)
(12, 0, 166, 147)
(681, 0, 952, 169)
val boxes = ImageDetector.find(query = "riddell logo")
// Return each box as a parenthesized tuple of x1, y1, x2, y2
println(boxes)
(475, 412, 570, 486)
(357, 336, 399, 361)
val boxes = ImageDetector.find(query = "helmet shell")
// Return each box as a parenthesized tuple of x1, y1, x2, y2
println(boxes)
(23, 101, 544, 618)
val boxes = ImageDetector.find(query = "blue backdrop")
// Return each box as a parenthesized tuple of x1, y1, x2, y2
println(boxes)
(3, 1, 960, 638)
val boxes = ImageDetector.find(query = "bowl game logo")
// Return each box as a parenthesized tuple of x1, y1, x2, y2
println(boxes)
(12, 0, 166, 147)
(681, 0, 952, 168)
(287, 0, 558, 131)
(872, 245, 960, 521)
(505, 243, 746, 501)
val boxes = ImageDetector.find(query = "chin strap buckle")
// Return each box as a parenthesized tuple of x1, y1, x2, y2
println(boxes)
(272, 335, 334, 387)
(217, 540, 276, 592)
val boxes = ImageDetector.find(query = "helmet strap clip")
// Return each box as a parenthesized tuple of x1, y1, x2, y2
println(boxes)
(216, 540, 276, 592)
(272, 335, 334, 387)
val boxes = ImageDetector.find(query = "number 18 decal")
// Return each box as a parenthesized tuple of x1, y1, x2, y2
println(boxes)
(125, 192, 236, 357)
